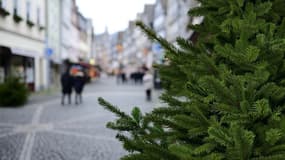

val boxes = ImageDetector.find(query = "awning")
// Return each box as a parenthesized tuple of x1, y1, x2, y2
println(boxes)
(11, 47, 41, 58)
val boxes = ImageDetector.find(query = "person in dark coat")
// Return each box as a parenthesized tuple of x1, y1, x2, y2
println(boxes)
(61, 70, 73, 105)
(73, 71, 86, 105)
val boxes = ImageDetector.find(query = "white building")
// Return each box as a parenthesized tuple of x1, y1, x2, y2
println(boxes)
(61, 0, 80, 63)
(166, 0, 180, 43)
(153, 0, 167, 38)
(86, 19, 94, 59)
(136, 4, 155, 69)
(77, 13, 93, 60)
(166, 0, 200, 43)
(122, 21, 137, 67)
(153, 0, 168, 64)
(0, 0, 48, 91)
(93, 29, 112, 72)
(61, 0, 93, 64)
(46, 0, 61, 87)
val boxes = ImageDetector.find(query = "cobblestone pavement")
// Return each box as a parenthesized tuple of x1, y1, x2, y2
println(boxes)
(0, 76, 163, 160)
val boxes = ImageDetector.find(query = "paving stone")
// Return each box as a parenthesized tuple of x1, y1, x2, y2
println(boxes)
(31, 132, 125, 160)
(0, 77, 162, 160)
(0, 108, 35, 125)
(0, 133, 26, 160)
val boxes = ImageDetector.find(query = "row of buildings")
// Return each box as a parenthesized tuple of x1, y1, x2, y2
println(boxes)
(0, 0, 94, 91)
(93, 0, 203, 74)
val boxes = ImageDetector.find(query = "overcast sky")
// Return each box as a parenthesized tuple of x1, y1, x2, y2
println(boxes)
(76, 0, 156, 34)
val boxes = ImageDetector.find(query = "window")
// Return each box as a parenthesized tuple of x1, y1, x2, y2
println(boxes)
(26, 1, 31, 20)
(0, 0, 7, 9)
(13, 0, 19, 15)
(37, 7, 40, 25)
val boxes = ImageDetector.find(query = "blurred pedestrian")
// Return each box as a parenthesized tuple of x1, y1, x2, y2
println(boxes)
(143, 69, 153, 101)
(121, 71, 127, 84)
(73, 71, 86, 105)
(60, 68, 73, 105)
(116, 69, 122, 84)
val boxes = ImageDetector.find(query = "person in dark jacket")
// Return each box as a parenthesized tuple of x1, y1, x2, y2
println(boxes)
(73, 71, 86, 105)
(61, 70, 73, 105)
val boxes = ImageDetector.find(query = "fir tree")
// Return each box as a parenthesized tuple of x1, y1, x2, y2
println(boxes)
(99, 0, 285, 159)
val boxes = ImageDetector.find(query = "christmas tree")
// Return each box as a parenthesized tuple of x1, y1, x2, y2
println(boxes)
(99, 0, 285, 159)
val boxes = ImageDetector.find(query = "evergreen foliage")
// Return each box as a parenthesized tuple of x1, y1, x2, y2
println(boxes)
(98, 0, 285, 159)
(0, 77, 29, 106)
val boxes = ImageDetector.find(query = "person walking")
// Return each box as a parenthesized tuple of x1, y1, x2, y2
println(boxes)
(60, 69, 73, 105)
(73, 70, 86, 105)
(143, 69, 153, 101)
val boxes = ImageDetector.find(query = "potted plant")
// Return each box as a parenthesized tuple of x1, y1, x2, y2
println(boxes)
(13, 9, 22, 23)
(26, 19, 34, 27)
(0, 0, 9, 17)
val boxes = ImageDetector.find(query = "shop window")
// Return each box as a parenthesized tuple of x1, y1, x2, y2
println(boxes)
(25, 58, 34, 85)
(10, 56, 25, 81)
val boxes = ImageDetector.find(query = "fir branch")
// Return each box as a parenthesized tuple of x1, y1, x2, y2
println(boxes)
(121, 153, 154, 160)
(98, 97, 131, 119)
(252, 154, 285, 160)
(169, 144, 194, 160)
(176, 37, 196, 52)
(193, 143, 216, 156)
(116, 134, 142, 152)
(98, 0, 285, 159)
(144, 114, 182, 130)
(159, 93, 184, 108)
(208, 126, 233, 147)
(266, 144, 285, 155)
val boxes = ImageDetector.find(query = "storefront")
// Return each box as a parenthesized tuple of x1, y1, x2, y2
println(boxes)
(11, 48, 36, 91)
(0, 46, 36, 91)
(10, 55, 35, 91)
(50, 60, 60, 87)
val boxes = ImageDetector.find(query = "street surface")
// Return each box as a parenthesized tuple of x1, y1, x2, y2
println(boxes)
(0, 76, 162, 160)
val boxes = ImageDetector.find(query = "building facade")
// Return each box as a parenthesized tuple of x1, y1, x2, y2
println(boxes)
(166, 0, 200, 42)
(138, 4, 155, 69)
(77, 13, 93, 60)
(61, 0, 93, 65)
(166, 0, 180, 43)
(46, 0, 61, 87)
(153, 0, 168, 64)
(61, 0, 79, 63)
(122, 21, 136, 67)
(86, 19, 94, 59)
(93, 29, 111, 73)
(0, 0, 48, 91)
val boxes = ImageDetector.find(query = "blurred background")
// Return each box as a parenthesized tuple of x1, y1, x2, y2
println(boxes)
(0, 0, 202, 91)
(0, 0, 203, 159)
